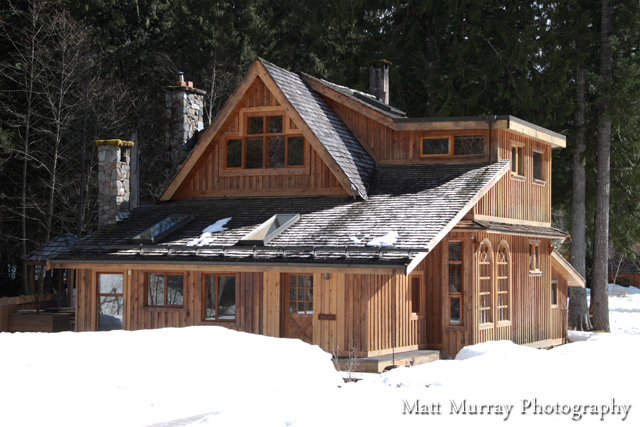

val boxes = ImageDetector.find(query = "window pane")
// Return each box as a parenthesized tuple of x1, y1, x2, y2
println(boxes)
(246, 137, 263, 169)
(454, 135, 484, 156)
(147, 273, 164, 306)
(289, 302, 296, 313)
(306, 302, 313, 314)
(511, 146, 517, 173)
(449, 264, 461, 292)
(289, 288, 296, 301)
(411, 277, 421, 314)
(422, 137, 449, 155)
(449, 241, 462, 261)
(248, 116, 263, 134)
(98, 295, 123, 331)
(287, 137, 304, 166)
(305, 275, 313, 288)
(450, 297, 461, 323)
(306, 288, 313, 301)
(217, 276, 236, 320)
(297, 302, 305, 313)
(205, 275, 216, 320)
(226, 139, 242, 168)
(99, 274, 123, 294)
(533, 151, 543, 180)
(267, 116, 283, 133)
(267, 136, 285, 168)
(297, 289, 305, 301)
(166, 275, 184, 306)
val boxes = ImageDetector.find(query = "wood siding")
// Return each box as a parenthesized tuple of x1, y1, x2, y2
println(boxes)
(173, 78, 347, 199)
(474, 129, 552, 223)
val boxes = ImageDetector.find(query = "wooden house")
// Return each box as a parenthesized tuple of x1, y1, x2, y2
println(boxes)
(50, 58, 584, 360)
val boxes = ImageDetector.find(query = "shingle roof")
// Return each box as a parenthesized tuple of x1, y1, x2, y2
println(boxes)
(260, 59, 376, 199)
(53, 161, 509, 266)
(301, 73, 407, 119)
(25, 233, 78, 263)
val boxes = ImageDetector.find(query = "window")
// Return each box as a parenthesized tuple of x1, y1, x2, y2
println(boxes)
(529, 242, 541, 273)
(130, 214, 193, 244)
(420, 134, 484, 157)
(288, 274, 313, 314)
(147, 273, 184, 307)
(225, 114, 305, 169)
(236, 213, 300, 246)
(204, 274, 236, 321)
(511, 142, 524, 176)
(496, 241, 511, 322)
(478, 240, 493, 325)
(448, 241, 463, 324)
(533, 148, 544, 181)
(410, 275, 423, 315)
(551, 280, 558, 306)
(97, 273, 123, 331)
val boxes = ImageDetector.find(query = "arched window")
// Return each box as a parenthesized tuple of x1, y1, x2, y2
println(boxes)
(496, 241, 511, 322)
(478, 240, 493, 325)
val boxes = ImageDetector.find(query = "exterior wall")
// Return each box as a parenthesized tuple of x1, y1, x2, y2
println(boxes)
(474, 129, 552, 224)
(173, 78, 347, 199)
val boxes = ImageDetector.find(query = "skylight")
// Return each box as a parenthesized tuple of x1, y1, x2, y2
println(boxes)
(130, 214, 193, 244)
(236, 214, 300, 246)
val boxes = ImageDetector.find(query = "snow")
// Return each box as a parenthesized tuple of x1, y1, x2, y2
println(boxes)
(366, 231, 398, 247)
(1, 284, 640, 426)
(185, 217, 232, 246)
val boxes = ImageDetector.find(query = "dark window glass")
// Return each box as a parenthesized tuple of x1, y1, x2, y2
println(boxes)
(287, 136, 304, 166)
(449, 241, 462, 261)
(454, 135, 484, 156)
(551, 282, 558, 305)
(449, 264, 461, 292)
(246, 137, 264, 168)
(533, 151, 543, 180)
(248, 116, 263, 134)
(166, 275, 184, 306)
(511, 146, 518, 173)
(422, 137, 449, 155)
(147, 273, 164, 306)
(450, 297, 461, 323)
(267, 116, 283, 133)
(226, 139, 242, 168)
(411, 276, 421, 314)
(217, 276, 236, 319)
(267, 136, 285, 168)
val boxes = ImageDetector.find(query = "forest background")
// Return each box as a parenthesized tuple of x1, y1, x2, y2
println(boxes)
(2, 0, 640, 331)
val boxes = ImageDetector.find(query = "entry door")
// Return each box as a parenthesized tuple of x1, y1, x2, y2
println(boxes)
(283, 274, 313, 344)
(97, 273, 124, 331)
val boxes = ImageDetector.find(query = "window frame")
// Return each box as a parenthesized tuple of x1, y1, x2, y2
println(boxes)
(532, 147, 546, 184)
(511, 141, 525, 178)
(203, 273, 237, 322)
(145, 272, 185, 308)
(419, 133, 485, 158)
(286, 273, 314, 315)
(478, 239, 493, 327)
(551, 280, 558, 307)
(448, 240, 464, 326)
(529, 241, 541, 275)
(420, 136, 453, 157)
(496, 241, 512, 324)
(410, 273, 424, 318)
(97, 272, 124, 331)
(223, 112, 306, 171)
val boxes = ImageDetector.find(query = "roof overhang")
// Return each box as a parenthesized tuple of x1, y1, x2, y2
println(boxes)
(551, 250, 586, 288)
(453, 219, 567, 240)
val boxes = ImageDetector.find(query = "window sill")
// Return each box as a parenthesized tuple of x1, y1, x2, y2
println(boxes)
(143, 306, 185, 312)
(529, 271, 542, 277)
(496, 321, 512, 327)
(203, 319, 237, 323)
(533, 179, 546, 186)
(510, 174, 526, 182)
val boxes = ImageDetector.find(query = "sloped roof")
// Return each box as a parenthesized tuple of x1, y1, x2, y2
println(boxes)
(25, 233, 78, 263)
(259, 59, 376, 199)
(53, 161, 509, 267)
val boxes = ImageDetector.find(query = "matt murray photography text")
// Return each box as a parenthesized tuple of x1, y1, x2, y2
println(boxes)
(402, 398, 632, 421)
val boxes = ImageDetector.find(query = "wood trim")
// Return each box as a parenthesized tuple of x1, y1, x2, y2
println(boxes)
(471, 214, 551, 228)
(551, 250, 585, 287)
(256, 61, 357, 198)
(175, 186, 348, 198)
(160, 62, 261, 201)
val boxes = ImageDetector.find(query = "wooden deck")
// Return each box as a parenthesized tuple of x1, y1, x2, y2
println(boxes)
(334, 349, 440, 374)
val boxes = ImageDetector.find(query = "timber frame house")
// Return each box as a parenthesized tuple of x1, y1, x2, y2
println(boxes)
(51, 58, 584, 359)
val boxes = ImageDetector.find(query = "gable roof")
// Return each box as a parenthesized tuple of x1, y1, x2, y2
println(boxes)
(52, 161, 509, 270)
(160, 58, 375, 201)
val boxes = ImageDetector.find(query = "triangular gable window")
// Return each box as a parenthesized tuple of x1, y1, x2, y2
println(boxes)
(130, 214, 194, 244)
(236, 214, 300, 246)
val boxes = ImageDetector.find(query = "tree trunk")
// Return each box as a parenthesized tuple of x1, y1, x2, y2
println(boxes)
(591, 0, 612, 332)
(569, 36, 591, 331)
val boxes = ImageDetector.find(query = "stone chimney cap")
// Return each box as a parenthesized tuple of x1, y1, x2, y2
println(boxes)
(95, 139, 135, 148)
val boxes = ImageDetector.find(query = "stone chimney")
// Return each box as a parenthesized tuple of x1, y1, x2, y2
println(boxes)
(369, 60, 390, 104)
(96, 139, 134, 229)
(165, 72, 206, 178)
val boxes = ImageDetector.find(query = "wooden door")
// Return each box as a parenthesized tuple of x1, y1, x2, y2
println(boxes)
(283, 274, 314, 344)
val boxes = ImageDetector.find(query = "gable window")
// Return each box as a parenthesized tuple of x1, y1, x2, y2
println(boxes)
(496, 241, 511, 322)
(448, 241, 463, 325)
(529, 241, 541, 274)
(147, 273, 184, 307)
(420, 134, 484, 157)
(225, 114, 305, 169)
(551, 280, 558, 306)
(410, 274, 423, 315)
(511, 141, 524, 176)
(478, 240, 493, 325)
(533, 148, 545, 182)
(204, 274, 236, 321)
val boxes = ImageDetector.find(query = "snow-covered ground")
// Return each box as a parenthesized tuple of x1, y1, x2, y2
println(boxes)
(1, 285, 639, 427)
